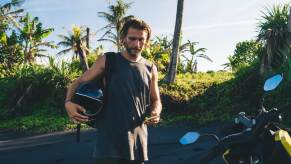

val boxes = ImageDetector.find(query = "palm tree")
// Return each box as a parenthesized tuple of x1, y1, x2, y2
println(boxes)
(57, 25, 89, 72)
(0, 0, 24, 29)
(257, 4, 290, 75)
(0, 0, 24, 67)
(97, 0, 134, 51)
(288, 7, 291, 45)
(181, 41, 211, 73)
(19, 13, 55, 64)
(164, 0, 184, 83)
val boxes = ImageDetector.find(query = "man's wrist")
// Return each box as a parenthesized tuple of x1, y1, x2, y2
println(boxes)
(65, 99, 72, 104)
(151, 111, 160, 116)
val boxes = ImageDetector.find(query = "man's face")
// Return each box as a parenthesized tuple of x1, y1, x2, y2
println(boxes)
(122, 27, 148, 57)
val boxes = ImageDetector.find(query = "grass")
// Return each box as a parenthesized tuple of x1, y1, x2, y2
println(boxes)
(159, 72, 234, 101)
(0, 113, 70, 133)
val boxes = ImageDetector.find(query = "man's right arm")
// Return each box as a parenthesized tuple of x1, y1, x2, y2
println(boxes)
(64, 55, 106, 123)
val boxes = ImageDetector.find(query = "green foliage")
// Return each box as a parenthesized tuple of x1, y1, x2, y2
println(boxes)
(257, 3, 290, 74)
(0, 112, 70, 133)
(160, 71, 234, 101)
(0, 0, 24, 70)
(57, 25, 87, 56)
(0, 62, 79, 119)
(0, 36, 23, 73)
(57, 25, 89, 72)
(180, 41, 211, 73)
(0, 0, 24, 31)
(69, 52, 101, 72)
(1, 2, 291, 133)
(142, 36, 171, 73)
(142, 35, 187, 74)
(142, 36, 210, 74)
(19, 13, 55, 63)
(225, 40, 263, 71)
(285, 50, 291, 82)
(160, 68, 263, 124)
(1, 9, 55, 71)
(0, 56, 89, 132)
(87, 50, 102, 67)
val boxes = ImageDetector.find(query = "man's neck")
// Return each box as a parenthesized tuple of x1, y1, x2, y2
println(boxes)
(121, 51, 142, 62)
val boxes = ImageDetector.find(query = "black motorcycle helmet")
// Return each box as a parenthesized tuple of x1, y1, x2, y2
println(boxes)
(72, 81, 104, 119)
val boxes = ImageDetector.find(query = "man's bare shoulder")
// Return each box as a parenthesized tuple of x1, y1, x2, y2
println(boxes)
(78, 54, 106, 83)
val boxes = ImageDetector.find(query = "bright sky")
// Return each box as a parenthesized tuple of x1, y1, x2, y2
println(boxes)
(19, 0, 290, 71)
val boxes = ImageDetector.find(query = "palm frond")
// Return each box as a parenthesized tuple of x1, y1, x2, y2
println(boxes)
(196, 54, 213, 62)
(97, 38, 117, 45)
(56, 48, 73, 55)
(4, 8, 23, 17)
(57, 41, 72, 47)
(36, 41, 56, 48)
(98, 12, 115, 22)
(58, 35, 72, 42)
(193, 48, 207, 54)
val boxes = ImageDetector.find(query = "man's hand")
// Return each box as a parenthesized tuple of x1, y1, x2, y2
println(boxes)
(65, 101, 89, 124)
(64, 55, 106, 124)
(146, 64, 162, 126)
(144, 111, 160, 125)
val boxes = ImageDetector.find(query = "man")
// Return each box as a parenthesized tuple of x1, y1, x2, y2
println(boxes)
(64, 18, 162, 164)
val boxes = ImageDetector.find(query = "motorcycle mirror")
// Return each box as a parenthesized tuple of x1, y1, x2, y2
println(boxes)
(263, 74, 283, 91)
(179, 132, 200, 145)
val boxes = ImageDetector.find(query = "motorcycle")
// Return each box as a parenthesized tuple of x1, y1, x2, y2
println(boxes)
(179, 74, 291, 164)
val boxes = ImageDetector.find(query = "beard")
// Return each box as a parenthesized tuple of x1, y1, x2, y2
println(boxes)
(124, 43, 142, 57)
(125, 47, 142, 57)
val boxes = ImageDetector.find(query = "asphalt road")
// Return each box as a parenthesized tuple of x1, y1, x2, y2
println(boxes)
(0, 124, 228, 164)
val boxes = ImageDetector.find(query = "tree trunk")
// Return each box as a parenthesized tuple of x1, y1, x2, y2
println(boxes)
(116, 22, 121, 52)
(76, 39, 89, 72)
(288, 8, 291, 45)
(117, 34, 121, 51)
(164, 0, 184, 83)
(259, 54, 266, 75)
(285, 8, 291, 81)
(10, 83, 33, 113)
(24, 40, 28, 63)
(193, 59, 198, 73)
(86, 27, 90, 55)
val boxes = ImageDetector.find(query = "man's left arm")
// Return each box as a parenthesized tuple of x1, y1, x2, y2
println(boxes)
(148, 65, 162, 124)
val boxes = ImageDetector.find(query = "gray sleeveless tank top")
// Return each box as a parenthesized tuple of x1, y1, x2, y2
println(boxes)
(93, 52, 152, 161)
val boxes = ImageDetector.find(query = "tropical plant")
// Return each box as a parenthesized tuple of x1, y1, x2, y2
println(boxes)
(57, 25, 89, 72)
(19, 13, 55, 64)
(142, 35, 193, 74)
(0, 0, 24, 72)
(142, 36, 208, 74)
(180, 41, 211, 73)
(223, 40, 263, 71)
(0, 0, 24, 30)
(164, 0, 184, 83)
(257, 4, 291, 75)
(0, 30, 23, 72)
(97, 0, 134, 51)
(142, 36, 171, 73)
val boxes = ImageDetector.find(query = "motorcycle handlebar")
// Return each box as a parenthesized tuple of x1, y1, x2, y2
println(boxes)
(200, 129, 253, 163)
(252, 108, 281, 136)
(201, 108, 281, 163)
